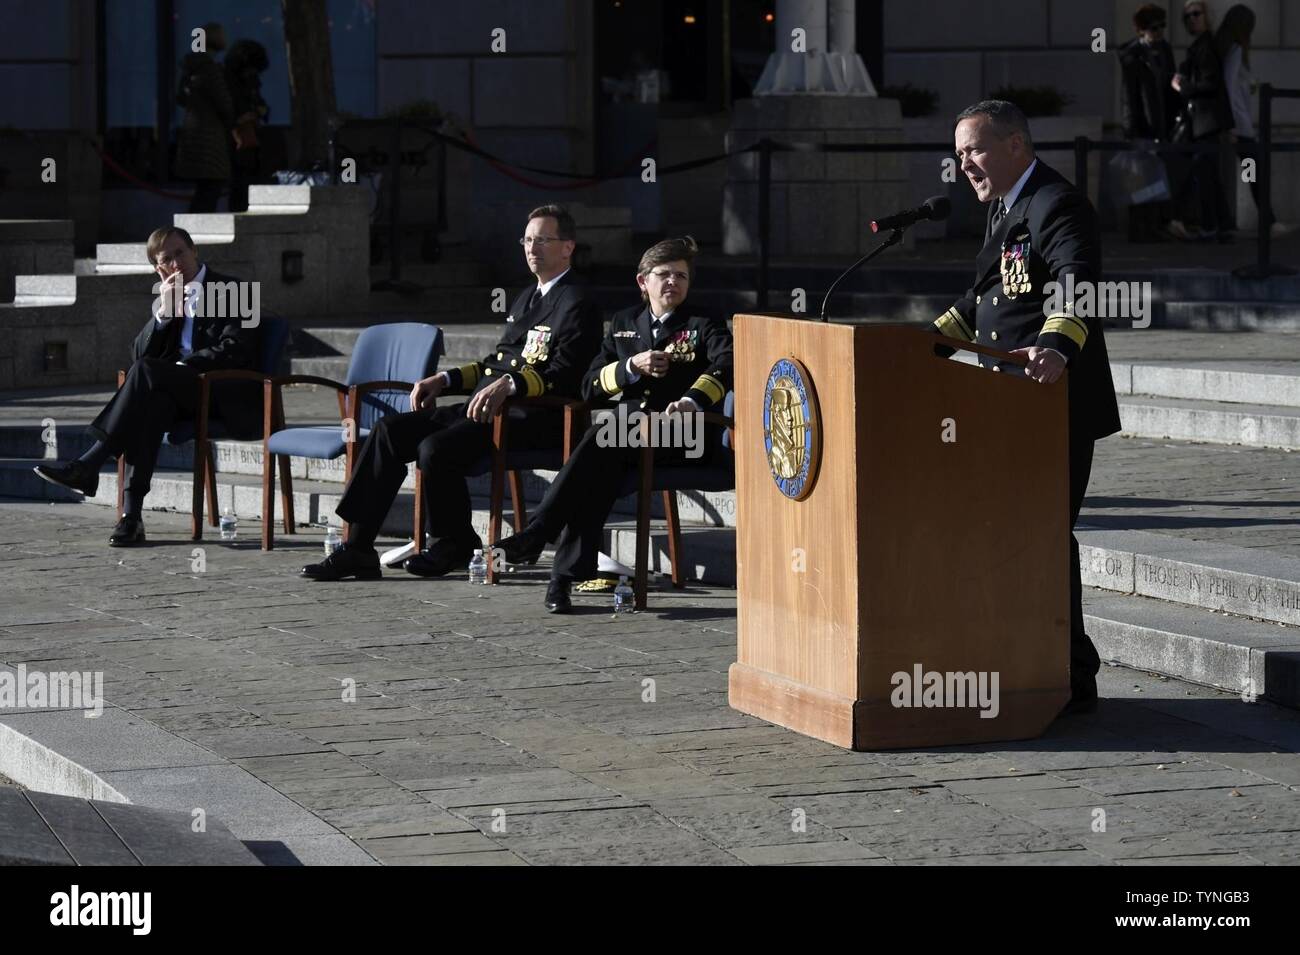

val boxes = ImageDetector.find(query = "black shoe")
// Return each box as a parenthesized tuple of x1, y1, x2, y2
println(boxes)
(34, 461, 99, 497)
(545, 578, 572, 614)
(300, 544, 382, 581)
(403, 535, 481, 578)
(496, 526, 547, 566)
(1061, 676, 1099, 716)
(108, 514, 145, 547)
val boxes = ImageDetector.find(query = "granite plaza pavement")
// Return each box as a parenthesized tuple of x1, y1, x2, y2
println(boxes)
(1, 496, 1299, 865)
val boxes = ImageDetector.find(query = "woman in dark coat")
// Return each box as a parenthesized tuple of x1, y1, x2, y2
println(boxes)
(1117, 4, 1179, 240)
(225, 39, 271, 212)
(1170, 1, 1233, 241)
(175, 22, 235, 213)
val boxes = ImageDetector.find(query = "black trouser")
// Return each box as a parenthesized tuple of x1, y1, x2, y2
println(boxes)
(89, 357, 201, 508)
(1069, 436, 1101, 688)
(529, 421, 712, 583)
(335, 403, 563, 548)
(188, 179, 224, 213)
(1177, 132, 1231, 232)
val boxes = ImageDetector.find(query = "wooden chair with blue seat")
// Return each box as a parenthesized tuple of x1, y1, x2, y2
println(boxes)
(476, 395, 591, 583)
(114, 314, 292, 541)
(259, 322, 445, 551)
(619, 391, 736, 610)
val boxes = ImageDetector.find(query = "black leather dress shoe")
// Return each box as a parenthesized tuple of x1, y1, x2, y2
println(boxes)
(403, 536, 481, 578)
(545, 578, 572, 614)
(108, 514, 145, 547)
(1061, 676, 1099, 716)
(495, 527, 547, 566)
(301, 545, 382, 581)
(34, 461, 99, 497)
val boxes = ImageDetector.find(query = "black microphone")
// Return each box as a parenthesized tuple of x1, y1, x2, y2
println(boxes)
(870, 196, 951, 233)
(819, 196, 952, 322)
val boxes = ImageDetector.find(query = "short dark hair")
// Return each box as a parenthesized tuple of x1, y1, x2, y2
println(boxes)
(955, 100, 1034, 150)
(637, 236, 699, 301)
(527, 204, 576, 241)
(146, 226, 196, 265)
(1133, 3, 1167, 30)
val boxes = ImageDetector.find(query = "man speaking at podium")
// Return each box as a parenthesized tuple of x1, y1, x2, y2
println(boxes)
(931, 100, 1121, 716)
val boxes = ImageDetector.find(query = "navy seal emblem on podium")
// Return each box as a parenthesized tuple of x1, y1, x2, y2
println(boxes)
(763, 357, 821, 501)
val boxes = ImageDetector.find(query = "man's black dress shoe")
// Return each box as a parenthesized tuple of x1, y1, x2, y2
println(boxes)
(403, 536, 481, 578)
(108, 514, 145, 547)
(495, 526, 547, 566)
(545, 578, 572, 614)
(1061, 676, 1099, 716)
(301, 545, 382, 581)
(34, 461, 99, 497)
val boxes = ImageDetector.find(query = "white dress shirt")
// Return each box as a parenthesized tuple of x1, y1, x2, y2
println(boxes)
(154, 263, 206, 359)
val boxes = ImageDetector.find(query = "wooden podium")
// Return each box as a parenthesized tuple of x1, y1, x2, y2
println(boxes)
(728, 316, 1071, 750)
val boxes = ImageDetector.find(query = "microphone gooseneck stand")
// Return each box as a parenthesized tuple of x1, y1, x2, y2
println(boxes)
(818, 227, 905, 323)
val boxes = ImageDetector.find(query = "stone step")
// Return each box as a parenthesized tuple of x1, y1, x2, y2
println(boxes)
(246, 183, 311, 213)
(1115, 361, 1300, 408)
(12, 270, 157, 306)
(0, 448, 731, 530)
(0, 788, 261, 866)
(1077, 528, 1300, 628)
(1118, 395, 1300, 449)
(1164, 301, 1300, 330)
(1082, 590, 1299, 708)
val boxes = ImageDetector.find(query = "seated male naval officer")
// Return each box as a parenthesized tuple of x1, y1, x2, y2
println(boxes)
(34, 226, 262, 545)
(301, 204, 603, 581)
(931, 100, 1121, 716)
(495, 236, 733, 613)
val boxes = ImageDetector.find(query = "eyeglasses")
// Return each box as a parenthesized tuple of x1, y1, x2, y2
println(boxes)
(648, 269, 689, 282)
(519, 236, 564, 248)
(1183, 9, 1203, 19)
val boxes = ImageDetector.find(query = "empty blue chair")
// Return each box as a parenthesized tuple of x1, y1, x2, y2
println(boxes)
(261, 321, 444, 549)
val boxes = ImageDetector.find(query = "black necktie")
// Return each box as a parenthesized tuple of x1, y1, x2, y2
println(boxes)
(526, 288, 542, 313)
(990, 198, 1007, 234)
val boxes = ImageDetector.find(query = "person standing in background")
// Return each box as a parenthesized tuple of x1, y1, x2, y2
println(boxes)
(1117, 4, 1179, 241)
(225, 39, 271, 213)
(175, 22, 235, 214)
(1169, 1, 1233, 242)
(1217, 4, 1295, 238)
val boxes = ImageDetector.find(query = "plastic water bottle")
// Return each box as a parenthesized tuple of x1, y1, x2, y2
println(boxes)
(324, 525, 342, 556)
(468, 549, 488, 585)
(219, 506, 237, 542)
(614, 576, 634, 614)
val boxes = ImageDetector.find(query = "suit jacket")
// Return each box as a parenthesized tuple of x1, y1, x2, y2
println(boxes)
(1177, 33, 1232, 140)
(444, 270, 603, 400)
(133, 268, 264, 438)
(931, 160, 1121, 444)
(1118, 37, 1179, 140)
(584, 302, 733, 412)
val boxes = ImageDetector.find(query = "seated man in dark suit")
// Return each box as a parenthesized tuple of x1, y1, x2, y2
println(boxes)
(35, 226, 261, 546)
(495, 236, 733, 612)
(300, 204, 603, 581)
